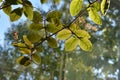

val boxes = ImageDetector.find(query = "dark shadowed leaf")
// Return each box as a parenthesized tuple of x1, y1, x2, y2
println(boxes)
(47, 37, 58, 48)
(10, 7, 23, 21)
(16, 56, 31, 66)
(40, 0, 48, 4)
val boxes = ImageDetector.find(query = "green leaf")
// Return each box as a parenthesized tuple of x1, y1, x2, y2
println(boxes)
(70, 0, 83, 16)
(23, 35, 33, 48)
(47, 37, 58, 48)
(78, 38, 92, 51)
(29, 23, 43, 31)
(20, 48, 31, 54)
(17, 56, 31, 66)
(27, 30, 43, 43)
(5, 0, 18, 4)
(35, 46, 44, 52)
(46, 23, 62, 33)
(40, 0, 48, 4)
(65, 37, 79, 51)
(32, 54, 41, 64)
(2, 2, 12, 15)
(10, 7, 23, 21)
(23, 0, 33, 20)
(88, 7, 102, 25)
(32, 11, 43, 23)
(101, 0, 110, 16)
(57, 29, 71, 40)
(46, 10, 62, 22)
(0, 0, 2, 2)
(75, 30, 91, 38)
(55, 0, 60, 3)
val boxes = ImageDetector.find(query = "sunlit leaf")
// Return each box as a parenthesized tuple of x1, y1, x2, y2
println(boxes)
(2, 2, 12, 15)
(32, 54, 41, 64)
(65, 37, 79, 51)
(78, 38, 92, 51)
(57, 29, 72, 40)
(23, 35, 33, 48)
(0, 0, 2, 2)
(88, 7, 102, 25)
(32, 11, 43, 23)
(101, 0, 110, 16)
(20, 48, 31, 54)
(23, 0, 33, 20)
(92, 2, 100, 11)
(16, 56, 31, 66)
(70, 0, 83, 16)
(29, 23, 43, 31)
(12, 42, 26, 48)
(10, 7, 23, 21)
(47, 37, 58, 48)
(75, 30, 91, 38)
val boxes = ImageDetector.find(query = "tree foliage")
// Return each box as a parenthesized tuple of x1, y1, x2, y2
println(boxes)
(2, 0, 119, 80)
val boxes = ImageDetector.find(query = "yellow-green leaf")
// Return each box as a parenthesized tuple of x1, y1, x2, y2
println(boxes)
(78, 38, 92, 51)
(32, 54, 41, 64)
(75, 30, 91, 38)
(20, 48, 31, 54)
(16, 56, 31, 66)
(101, 0, 110, 16)
(47, 37, 58, 48)
(92, 2, 100, 11)
(29, 23, 43, 31)
(23, 35, 33, 48)
(10, 7, 23, 21)
(69, 23, 81, 32)
(57, 29, 71, 40)
(12, 42, 26, 48)
(23, 0, 33, 20)
(32, 11, 43, 23)
(0, 0, 2, 2)
(2, 3, 12, 15)
(65, 37, 79, 51)
(70, 0, 83, 16)
(88, 7, 102, 25)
